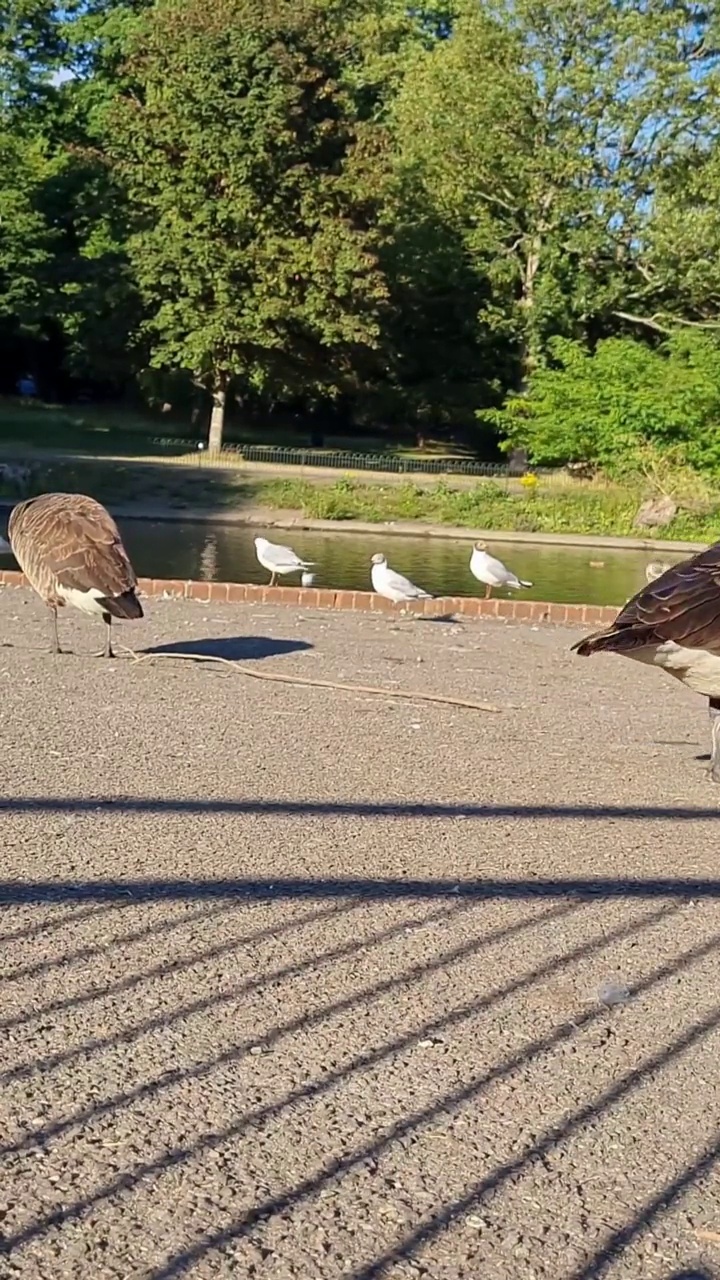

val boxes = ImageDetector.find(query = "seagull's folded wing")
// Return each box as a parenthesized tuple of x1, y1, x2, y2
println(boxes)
(386, 569, 426, 597)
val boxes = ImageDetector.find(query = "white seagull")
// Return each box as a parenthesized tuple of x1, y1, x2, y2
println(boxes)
(470, 540, 532, 600)
(370, 553, 432, 610)
(254, 536, 314, 587)
(645, 561, 672, 584)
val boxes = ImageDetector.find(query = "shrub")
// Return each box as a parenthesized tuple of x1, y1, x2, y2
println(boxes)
(489, 332, 720, 482)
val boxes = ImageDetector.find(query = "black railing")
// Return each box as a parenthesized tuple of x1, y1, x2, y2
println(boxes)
(149, 439, 519, 478)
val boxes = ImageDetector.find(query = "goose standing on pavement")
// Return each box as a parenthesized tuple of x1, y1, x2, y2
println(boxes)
(470, 541, 533, 599)
(370, 553, 432, 610)
(572, 545, 720, 782)
(254, 536, 314, 587)
(8, 492, 143, 657)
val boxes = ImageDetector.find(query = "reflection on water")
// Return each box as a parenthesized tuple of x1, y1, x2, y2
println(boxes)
(114, 519, 693, 607)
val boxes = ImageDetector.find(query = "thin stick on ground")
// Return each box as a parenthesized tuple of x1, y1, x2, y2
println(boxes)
(119, 646, 505, 713)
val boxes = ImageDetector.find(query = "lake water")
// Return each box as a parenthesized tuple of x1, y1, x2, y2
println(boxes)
(108, 519, 690, 607)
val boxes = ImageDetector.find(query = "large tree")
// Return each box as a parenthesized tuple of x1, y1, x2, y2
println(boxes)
(393, 0, 720, 387)
(109, 0, 393, 450)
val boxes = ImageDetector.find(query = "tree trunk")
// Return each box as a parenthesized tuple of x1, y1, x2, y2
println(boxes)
(517, 237, 541, 394)
(208, 380, 227, 453)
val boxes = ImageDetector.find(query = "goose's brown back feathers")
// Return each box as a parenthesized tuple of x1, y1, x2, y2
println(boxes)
(8, 492, 143, 618)
(573, 543, 720, 657)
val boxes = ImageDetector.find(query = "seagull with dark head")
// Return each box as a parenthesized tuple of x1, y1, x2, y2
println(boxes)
(572, 545, 720, 781)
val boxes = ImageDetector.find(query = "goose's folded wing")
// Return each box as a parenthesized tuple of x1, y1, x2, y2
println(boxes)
(46, 510, 137, 597)
(606, 549, 720, 648)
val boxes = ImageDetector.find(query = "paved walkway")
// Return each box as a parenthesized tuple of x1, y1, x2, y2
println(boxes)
(1, 591, 719, 1278)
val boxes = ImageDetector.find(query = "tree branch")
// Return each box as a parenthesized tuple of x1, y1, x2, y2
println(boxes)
(613, 310, 720, 334)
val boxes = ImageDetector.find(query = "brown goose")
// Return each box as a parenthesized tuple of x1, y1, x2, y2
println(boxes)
(8, 493, 143, 657)
(572, 544, 720, 780)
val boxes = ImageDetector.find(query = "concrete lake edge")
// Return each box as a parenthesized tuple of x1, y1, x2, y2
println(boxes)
(0, 496, 708, 553)
(0, 568, 620, 628)
(90, 503, 709, 554)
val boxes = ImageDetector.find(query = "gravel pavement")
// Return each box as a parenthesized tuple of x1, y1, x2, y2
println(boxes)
(1, 588, 720, 1280)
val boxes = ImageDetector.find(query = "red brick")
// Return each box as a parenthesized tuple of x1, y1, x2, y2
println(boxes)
(565, 605, 585, 626)
(208, 582, 229, 603)
(581, 604, 608, 627)
(548, 603, 569, 624)
(478, 598, 500, 617)
(244, 585, 265, 604)
(279, 587, 303, 606)
(512, 599, 536, 621)
(370, 593, 393, 612)
(457, 597, 480, 617)
(187, 581, 211, 602)
(226, 583, 247, 603)
(335, 590, 356, 611)
(315, 589, 337, 609)
(495, 600, 516, 619)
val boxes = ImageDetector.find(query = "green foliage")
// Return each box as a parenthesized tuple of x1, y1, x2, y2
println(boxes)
(107, 0, 393, 447)
(491, 333, 720, 480)
(393, 0, 720, 380)
(0, 129, 61, 324)
(2, 0, 720, 493)
(257, 474, 720, 540)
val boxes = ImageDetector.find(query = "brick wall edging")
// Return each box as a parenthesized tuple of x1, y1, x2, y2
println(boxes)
(0, 568, 618, 628)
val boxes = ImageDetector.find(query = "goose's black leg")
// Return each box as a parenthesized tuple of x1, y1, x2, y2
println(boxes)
(709, 697, 720, 783)
(102, 612, 114, 659)
(49, 606, 61, 655)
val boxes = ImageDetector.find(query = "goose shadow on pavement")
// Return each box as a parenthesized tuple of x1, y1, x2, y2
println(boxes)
(141, 636, 313, 661)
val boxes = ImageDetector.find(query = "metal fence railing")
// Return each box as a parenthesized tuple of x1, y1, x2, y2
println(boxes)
(148, 438, 520, 478)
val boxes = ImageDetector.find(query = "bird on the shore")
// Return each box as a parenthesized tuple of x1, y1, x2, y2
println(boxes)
(370, 553, 432, 610)
(470, 541, 533, 599)
(572, 542, 720, 781)
(254, 536, 314, 587)
(8, 492, 143, 657)
(645, 560, 672, 584)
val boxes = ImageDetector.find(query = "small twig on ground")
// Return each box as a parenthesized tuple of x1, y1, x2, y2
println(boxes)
(118, 646, 504, 713)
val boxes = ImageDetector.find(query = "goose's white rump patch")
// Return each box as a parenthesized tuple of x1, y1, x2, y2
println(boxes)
(56, 585, 108, 617)
(635, 639, 720, 697)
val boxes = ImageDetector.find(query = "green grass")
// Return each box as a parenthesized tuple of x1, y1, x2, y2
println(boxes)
(2, 404, 718, 543)
(256, 476, 720, 541)
(0, 397, 470, 462)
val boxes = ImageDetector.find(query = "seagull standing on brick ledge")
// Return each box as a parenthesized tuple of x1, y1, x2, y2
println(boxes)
(370, 553, 432, 611)
(470, 541, 532, 599)
(254, 536, 314, 587)
(572, 545, 720, 782)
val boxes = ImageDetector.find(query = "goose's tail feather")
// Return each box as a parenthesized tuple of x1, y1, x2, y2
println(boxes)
(572, 626, 653, 657)
(101, 589, 144, 620)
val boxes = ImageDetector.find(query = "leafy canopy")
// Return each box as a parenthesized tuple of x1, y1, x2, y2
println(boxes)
(492, 333, 720, 479)
(110, 0, 392, 410)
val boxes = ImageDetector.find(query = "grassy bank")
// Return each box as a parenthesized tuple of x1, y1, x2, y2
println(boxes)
(1, 455, 719, 542)
(259, 477, 720, 542)
(0, 397, 468, 462)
